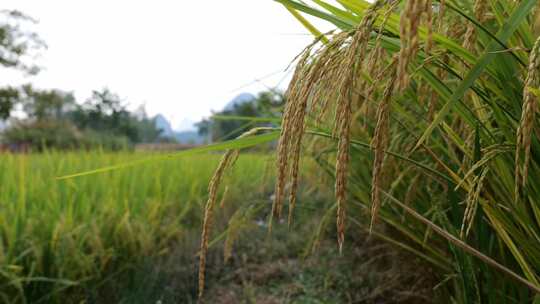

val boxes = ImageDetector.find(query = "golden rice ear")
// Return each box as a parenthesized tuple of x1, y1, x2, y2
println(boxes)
(461, 167, 489, 239)
(335, 100, 351, 254)
(274, 0, 387, 249)
(198, 149, 235, 300)
(463, 0, 489, 51)
(272, 48, 312, 229)
(285, 111, 305, 226)
(332, 0, 387, 253)
(515, 35, 540, 201)
(365, 1, 399, 104)
(198, 128, 265, 300)
(425, 0, 433, 54)
(414, 0, 434, 107)
(370, 60, 398, 232)
(398, 0, 432, 90)
(534, 4, 540, 38)
(287, 122, 304, 227)
(437, 0, 446, 31)
(219, 185, 229, 209)
(277, 33, 351, 230)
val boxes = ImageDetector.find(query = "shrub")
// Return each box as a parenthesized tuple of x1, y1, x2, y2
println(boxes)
(1, 120, 130, 151)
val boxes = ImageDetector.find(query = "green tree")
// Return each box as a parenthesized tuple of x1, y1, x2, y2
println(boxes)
(21, 85, 76, 121)
(68, 88, 137, 141)
(0, 86, 19, 120)
(68, 88, 163, 144)
(0, 10, 46, 119)
(197, 90, 284, 142)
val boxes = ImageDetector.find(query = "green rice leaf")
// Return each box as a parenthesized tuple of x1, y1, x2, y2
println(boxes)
(56, 131, 280, 179)
(413, 0, 537, 151)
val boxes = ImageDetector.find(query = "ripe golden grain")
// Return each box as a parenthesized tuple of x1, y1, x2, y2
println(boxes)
(219, 185, 229, 209)
(333, 0, 386, 252)
(365, 1, 399, 104)
(460, 167, 489, 238)
(273, 48, 312, 226)
(425, 0, 434, 54)
(274, 35, 350, 228)
(335, 96, 351, 253)
(463, 0, 489, 51)
(199, 128, 263, 299)
(515, 35, 540, 200)
(534, 3, 540, 37)
(397, 0, 431, 90)
(198, 149, 235, 299)
(287, 96, 309, 226)
(272, 0, 387, 250)
(437, 0, 446, 31)
(370, 59, 398, 232)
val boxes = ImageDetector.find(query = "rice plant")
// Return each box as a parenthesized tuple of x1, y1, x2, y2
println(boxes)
(201, 0, 540, 302)
(0, 151, 271, 303)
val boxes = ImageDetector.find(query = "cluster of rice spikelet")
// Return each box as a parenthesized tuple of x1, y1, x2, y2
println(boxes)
(365, 0, 400, 106)
(334, 0, 387, 252)
(370, 59, 398, 232)
(272, 36, 349, 228)
(198, 129, 258, 300)
(273, 47, 313, 228)
(460, 166, 489, 238)
(272, 0, 388, 253)
(463, 0, 489, 51)
(534, 4, 540, 37)
(397, 0, 432, 89)
(515, 35, 540, 200)
(437, 0, 446, 30)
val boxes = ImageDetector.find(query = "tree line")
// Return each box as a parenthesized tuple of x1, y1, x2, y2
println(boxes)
(0, 10, 168, 150)
(1, 10, 284, 151)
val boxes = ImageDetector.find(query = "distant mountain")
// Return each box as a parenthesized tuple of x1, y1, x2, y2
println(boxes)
(152, 92, 258, 145)
(223, 93, 256, 111)
(174, 130, 205, 144)
(153, 114, 205, 144)
(177, 118, 196, 132)
(154, 114, 175, 138)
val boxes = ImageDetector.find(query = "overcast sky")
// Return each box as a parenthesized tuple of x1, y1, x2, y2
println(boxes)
(1, 1, 332, 130)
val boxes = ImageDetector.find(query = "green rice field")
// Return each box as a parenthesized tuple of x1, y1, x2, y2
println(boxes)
(0, 152, 273, 303)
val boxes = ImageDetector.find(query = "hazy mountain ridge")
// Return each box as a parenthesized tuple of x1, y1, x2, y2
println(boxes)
(223, 92, 256, 111)
(154, 93, 257, 144)
(153, 114, 205, 144)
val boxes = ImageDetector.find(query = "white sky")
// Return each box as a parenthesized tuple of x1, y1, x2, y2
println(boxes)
(1, 1, 333, 130)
